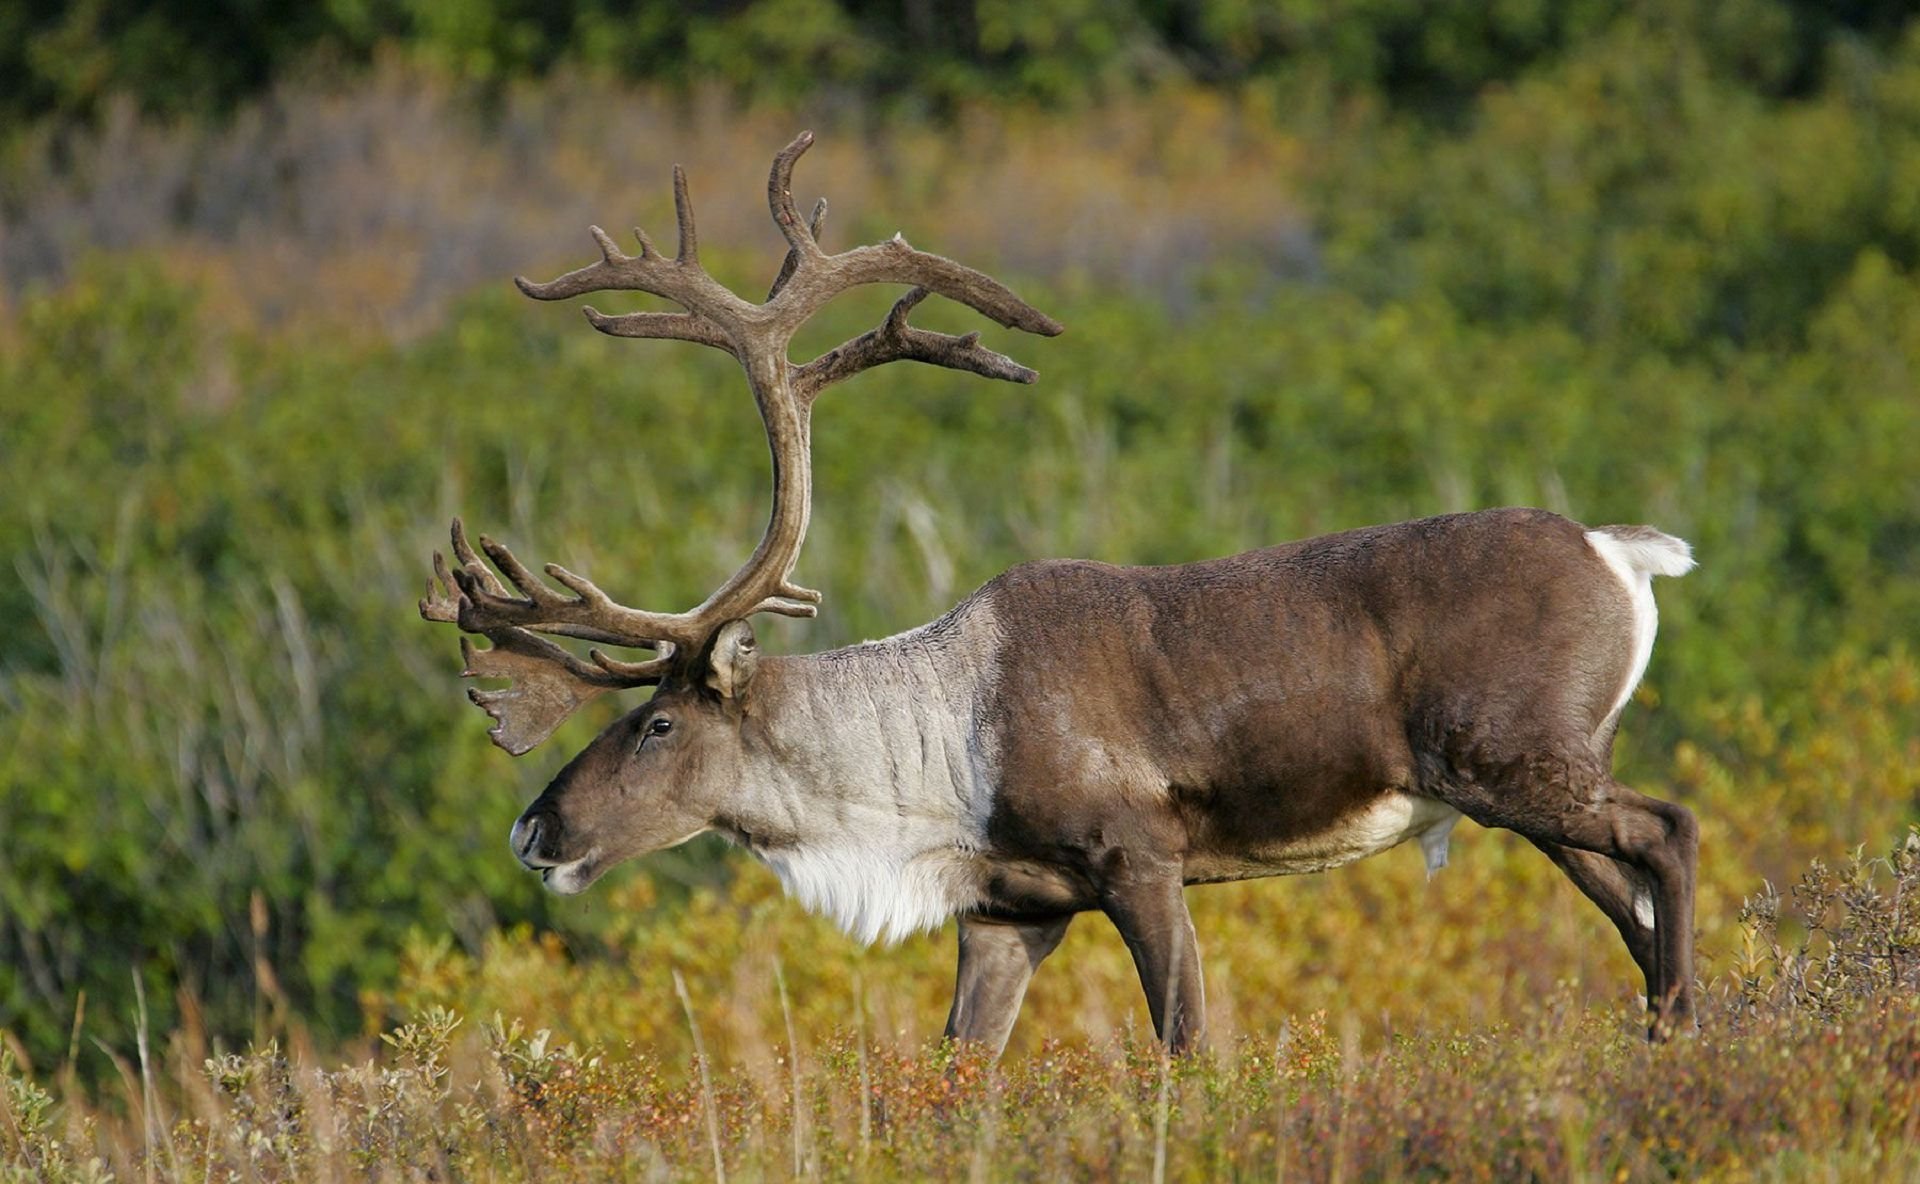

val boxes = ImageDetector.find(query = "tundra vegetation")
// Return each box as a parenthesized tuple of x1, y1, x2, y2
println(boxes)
(3, 1, 1919, 1179)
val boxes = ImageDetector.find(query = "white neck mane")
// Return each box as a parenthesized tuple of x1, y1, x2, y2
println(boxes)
(737, 604, 1003, 946)
(757, 840, 983, 945)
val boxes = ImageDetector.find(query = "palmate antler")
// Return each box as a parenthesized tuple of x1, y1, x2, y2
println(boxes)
(421, 131, 1062, 754)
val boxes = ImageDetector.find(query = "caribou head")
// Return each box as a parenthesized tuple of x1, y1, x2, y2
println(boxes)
(421, 133, 1061, 899)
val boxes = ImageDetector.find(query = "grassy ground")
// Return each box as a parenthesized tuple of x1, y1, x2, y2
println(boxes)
(5, 48, 1920, 1179)
(6, 833, 1918, 1182)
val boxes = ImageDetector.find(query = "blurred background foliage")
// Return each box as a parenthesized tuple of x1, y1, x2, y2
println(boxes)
(4, 0, 1916, 123)
(1, 0, 1917, 1084)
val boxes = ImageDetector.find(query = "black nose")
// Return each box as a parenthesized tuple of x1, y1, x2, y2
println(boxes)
(510, 809, 557, 867)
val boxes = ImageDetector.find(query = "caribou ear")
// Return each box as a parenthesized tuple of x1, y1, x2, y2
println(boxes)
(704, 620, 761, 700)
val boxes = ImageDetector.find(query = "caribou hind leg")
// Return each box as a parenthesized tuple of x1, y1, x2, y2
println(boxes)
(1529, 839, 1661, 1004)
(1581, 783, 1699, 1036)
(1453, 772, 1698, 1038)
(1539, 784, 1697, 1037)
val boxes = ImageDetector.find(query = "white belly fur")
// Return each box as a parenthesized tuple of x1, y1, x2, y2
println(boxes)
(1191, 793, 1462, 881)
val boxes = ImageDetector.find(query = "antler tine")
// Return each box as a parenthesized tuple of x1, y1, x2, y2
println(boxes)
(515, 222, 743, 353)
(589, 648, 673, 679)
(420, 549, 463, 625)
(512, 226, 630, 301)
(453, 531, 686, 650)
(447, 516, 819, 650)
(758, 129, 1057, 341)
(768, 131, 826, 264)
(459, 629, 654, 755)
(792, 286, 1043, 404)
(427, 522, 669, 657)
(421, 517, 513, 623)
(673, 165, 698, 264)
(581, 307, 735, 351)
(513, 186, 753, 353)
(421, 520, 664, 754)
(745, 131, 1060, 404)
(768, 198, 828, 302)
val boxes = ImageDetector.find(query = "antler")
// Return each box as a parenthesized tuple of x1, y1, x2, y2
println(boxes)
(420, 521, 654, 754)
(425, 132, 1061, 753)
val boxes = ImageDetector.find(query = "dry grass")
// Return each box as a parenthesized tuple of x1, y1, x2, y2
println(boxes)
(6, 53, 1920, 1182)
(0, 64, 1310, 341)
(6, 835, 1918, 1181)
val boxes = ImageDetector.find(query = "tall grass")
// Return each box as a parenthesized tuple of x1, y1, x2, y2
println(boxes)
(5, 835, 1919, 1181)
(4, 32, 1919, 1129)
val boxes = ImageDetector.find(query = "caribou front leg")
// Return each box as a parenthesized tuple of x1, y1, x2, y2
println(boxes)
(944, 914, 1073, 1056)
(1102, 868, 1206, 1054)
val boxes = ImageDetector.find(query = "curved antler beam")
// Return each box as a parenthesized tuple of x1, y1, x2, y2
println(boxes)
(513, 224, 757, 332)
(426, 133, 1062, 753)
(770, 234, 1064, 339)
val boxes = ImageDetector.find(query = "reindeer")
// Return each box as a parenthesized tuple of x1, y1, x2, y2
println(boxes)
(421, 133, 1698, 1054)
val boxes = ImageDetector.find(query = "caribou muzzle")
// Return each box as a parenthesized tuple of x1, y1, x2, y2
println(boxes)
(509, 808, 556, 866)
(510, 807, 599, 894)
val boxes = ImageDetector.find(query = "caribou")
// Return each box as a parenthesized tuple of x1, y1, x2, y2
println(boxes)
(421, 133, 1698, 1053)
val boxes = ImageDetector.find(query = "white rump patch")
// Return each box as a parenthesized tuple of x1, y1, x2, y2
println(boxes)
(1585, 527, 1695, 728)
(758, 843, 980, 946)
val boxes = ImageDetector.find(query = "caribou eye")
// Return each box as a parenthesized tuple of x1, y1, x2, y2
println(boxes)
(638, 715, 673, 749)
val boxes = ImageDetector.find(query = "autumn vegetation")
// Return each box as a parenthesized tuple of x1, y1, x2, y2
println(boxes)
(3, 1, 1918, 1178)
